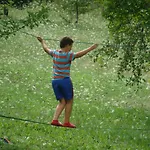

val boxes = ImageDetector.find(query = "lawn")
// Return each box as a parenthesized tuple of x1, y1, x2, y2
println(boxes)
(0, 3, 150, 150)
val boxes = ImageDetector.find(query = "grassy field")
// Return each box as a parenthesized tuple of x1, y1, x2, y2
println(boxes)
(0, 3, 150, 150)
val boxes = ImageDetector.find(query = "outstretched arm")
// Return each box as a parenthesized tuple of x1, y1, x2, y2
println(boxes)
(37, 37, 50, 54)
(75, 44, 98, 58)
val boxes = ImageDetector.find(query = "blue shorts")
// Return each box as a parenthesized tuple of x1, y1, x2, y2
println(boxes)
(52, 77, 73, 101)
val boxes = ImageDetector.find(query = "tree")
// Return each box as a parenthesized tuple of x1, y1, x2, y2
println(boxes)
(12, 0, 33, 8)
(0, 0, 12, 16)
(0, 0, 34, 17)
(95, 0, 150, 86)
(39, 0, 54, 5)
(54, 0, 99, 23)
(0, 6, 50, 38)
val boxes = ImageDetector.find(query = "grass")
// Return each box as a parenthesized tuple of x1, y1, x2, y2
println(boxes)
(0, 3, 150, 150)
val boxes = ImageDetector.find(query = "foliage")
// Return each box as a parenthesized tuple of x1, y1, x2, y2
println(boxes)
(0, 0, 33, 8)
(95, 0, 150, 86)
(12, 0, 33, 8)
(0, 6, 50, 39)
(0, 0, 11, 4)
(0, 0, 13, 16)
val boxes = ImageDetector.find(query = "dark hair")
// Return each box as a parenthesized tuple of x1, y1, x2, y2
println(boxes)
(60, 37, 74, 48)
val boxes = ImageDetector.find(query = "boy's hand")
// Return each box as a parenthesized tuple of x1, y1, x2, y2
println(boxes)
(37, 37, 43, 43)
(37, 36, 50, 54)
(90, 44, 99, 50)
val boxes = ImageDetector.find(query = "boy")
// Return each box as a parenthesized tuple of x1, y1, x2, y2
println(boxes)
(37, 36, 98, 128)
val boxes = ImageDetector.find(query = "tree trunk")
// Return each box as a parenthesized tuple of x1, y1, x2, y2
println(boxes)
(75, 2, 79, 23)
(4, 6, 8, 16)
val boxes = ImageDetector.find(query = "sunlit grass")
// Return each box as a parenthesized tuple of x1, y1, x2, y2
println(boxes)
(0, 3, 150, 150)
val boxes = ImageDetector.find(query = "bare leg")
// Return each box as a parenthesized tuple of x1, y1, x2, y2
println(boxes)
(53, 98, 66, 120)
(64, 99, 73, 123)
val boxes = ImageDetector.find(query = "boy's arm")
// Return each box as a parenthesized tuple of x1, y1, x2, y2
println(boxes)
(37, 37, 51, 54)
(75, 44, 98, 58)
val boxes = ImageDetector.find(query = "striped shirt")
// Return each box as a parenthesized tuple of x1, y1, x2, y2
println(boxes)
(49, 50, 75, 79)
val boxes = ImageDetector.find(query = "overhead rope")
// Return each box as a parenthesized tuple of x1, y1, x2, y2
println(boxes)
(21, 31, 95, 45)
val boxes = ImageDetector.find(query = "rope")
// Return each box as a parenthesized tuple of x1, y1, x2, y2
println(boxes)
(0, 114, 49, 126)
(0, 114, 150, 131)
(21, 31, 95, 45)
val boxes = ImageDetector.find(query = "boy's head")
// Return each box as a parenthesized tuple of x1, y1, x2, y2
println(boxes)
(60, 37, 74, 51)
